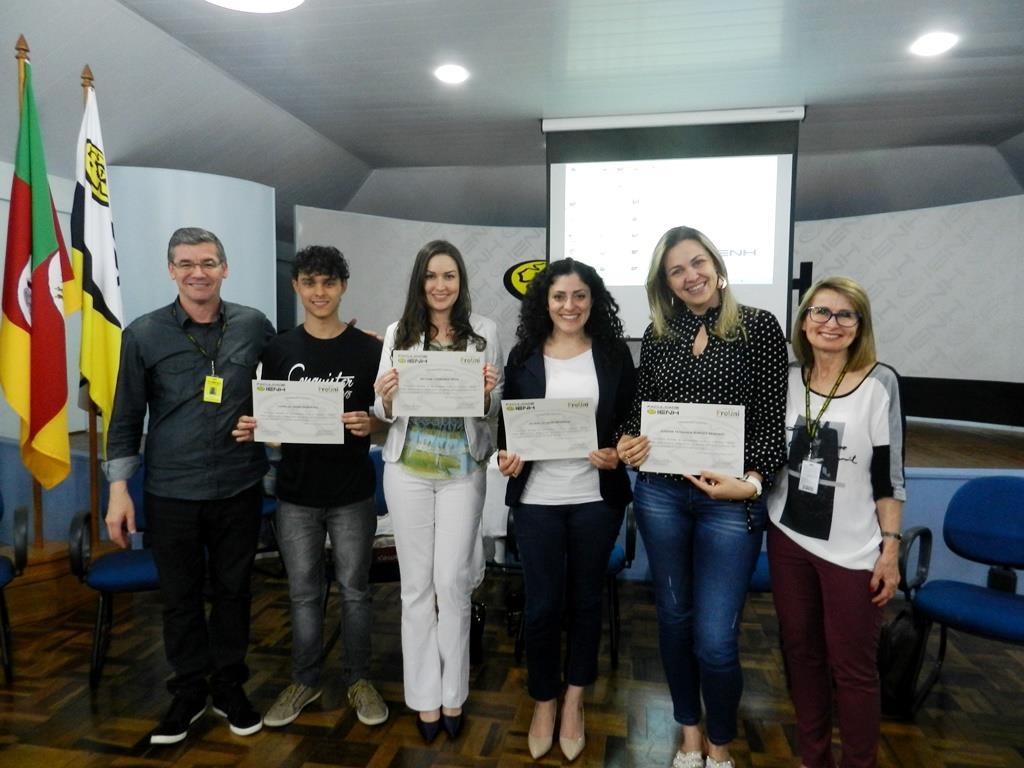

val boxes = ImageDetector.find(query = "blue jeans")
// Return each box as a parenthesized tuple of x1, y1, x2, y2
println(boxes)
(514, 500, 624, 701)
(634, 475, 766, 745)
(276, 496, 377, 687)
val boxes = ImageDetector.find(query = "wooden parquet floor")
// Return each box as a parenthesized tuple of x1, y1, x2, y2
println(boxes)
(1, 570, 1023, 767)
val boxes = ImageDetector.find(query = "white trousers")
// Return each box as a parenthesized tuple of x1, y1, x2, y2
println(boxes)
(383, 463, 486, 711)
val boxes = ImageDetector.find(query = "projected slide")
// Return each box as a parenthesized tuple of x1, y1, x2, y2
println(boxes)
(550, 154, 793, 337)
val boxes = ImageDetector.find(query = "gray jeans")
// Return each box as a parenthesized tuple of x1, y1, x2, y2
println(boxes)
(276, 496, 377, 687)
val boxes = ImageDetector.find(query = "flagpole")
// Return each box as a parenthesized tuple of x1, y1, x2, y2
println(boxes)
(16, 36, 45, 550)
(15, 35, 27, 111)
(81, 64, 102, 547)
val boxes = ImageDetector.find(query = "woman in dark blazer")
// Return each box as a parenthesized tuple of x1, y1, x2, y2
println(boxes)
(497, 258, 635, 762)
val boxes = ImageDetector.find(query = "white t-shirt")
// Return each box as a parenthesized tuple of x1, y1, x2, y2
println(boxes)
(767, 362, 906, 571)
(521, 349, 602, 505)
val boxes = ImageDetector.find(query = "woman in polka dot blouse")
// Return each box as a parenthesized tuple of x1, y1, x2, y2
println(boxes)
(617, 226, 788, 768)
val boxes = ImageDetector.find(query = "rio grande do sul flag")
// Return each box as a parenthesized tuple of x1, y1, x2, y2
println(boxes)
(0, 58, 78, 489)
(71, 84, 123, 453)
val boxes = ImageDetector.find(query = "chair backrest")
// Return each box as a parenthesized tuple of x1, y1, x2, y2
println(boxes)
(944, 476, 1024, 569)
(369, 446, 389, 517)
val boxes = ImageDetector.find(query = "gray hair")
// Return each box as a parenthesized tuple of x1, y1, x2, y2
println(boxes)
(167, 227, 226, 265)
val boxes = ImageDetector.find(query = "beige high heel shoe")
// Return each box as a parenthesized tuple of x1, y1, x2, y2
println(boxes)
(528, 731, 553, 760)
(558, 705, 585, 762)
(527, 702, 555, 759)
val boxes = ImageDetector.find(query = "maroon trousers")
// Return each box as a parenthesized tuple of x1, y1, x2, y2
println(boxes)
(767, 523, 883, 768)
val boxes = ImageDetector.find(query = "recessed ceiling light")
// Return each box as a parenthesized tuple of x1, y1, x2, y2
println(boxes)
(203, 0, 304, 12)
(434, 64, 470, 85)
(909, 31, 959, 57)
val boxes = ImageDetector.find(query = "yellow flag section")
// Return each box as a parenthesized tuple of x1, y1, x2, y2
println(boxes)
(71, 86, 123, 454)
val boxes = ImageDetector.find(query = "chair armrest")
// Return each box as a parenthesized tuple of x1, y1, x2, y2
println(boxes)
(68, 510, 93, 580)
(898, 525, 932, 599)
(12, 505, 28, 575)
(624, 502, 637, 567)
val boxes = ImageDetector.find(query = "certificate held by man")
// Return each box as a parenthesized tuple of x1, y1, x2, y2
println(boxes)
(640, 401, 745, 476)
(393, 350, 484, 417)
(502, 398, 598, 460)
(252, 379, 346, 444)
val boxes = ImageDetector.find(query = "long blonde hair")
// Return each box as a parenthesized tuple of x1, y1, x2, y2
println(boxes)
(792, 276, 877, 370)
(645, 226, 745, 341)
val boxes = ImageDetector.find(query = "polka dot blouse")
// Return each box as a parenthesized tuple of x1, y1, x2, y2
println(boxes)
(623, 303, 789, 486)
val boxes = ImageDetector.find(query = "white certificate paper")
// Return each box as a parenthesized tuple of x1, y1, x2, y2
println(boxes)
(393, 350, 484, 417)
(640, 401, 745, 476)
(252, 379, 346, 444)
(502, 398, 598, 460)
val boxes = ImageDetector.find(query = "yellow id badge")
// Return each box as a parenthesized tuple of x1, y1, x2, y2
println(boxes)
(203, 375, 224, 404)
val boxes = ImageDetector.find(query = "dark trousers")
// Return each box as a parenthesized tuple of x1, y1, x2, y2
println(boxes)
(513, 499, 623, 701)
(768, 523, 883, 768)
(145, 483, 263, 697)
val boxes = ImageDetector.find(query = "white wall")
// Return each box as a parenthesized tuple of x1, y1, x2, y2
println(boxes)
(108, 166, 277, 326)
(793, 195, 1024, 383)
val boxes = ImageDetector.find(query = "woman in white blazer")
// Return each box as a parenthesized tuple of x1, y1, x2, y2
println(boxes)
(373, 240, 502, 742)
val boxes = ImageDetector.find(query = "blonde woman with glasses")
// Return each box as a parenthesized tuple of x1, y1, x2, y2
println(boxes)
(766, 276, 905, 768)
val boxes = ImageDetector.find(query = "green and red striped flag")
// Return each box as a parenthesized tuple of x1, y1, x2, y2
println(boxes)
(1, 58, 78, 488)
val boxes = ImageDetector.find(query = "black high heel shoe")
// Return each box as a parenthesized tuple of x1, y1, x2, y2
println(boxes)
(441, 711, 464, 739)
(416, 714, 443, 743)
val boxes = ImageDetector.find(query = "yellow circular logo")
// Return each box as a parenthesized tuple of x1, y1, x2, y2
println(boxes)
(502, 260, 547, 300)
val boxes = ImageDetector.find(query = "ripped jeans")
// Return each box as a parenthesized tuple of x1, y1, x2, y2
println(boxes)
(634, 475, 766, 745)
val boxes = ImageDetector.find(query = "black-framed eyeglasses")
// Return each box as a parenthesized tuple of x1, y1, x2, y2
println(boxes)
(805, 306, 861, 327)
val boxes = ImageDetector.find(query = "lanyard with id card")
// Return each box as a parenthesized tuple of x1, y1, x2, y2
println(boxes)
(204, 362, 224, 404)
(799, 362, 848, 495)
(172, 303, 227, 405)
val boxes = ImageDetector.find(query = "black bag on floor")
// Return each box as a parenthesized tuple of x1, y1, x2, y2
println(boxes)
(877, 607, 927, 719)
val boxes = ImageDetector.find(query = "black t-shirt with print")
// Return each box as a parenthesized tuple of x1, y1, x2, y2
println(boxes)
(260, 325, 383, 507)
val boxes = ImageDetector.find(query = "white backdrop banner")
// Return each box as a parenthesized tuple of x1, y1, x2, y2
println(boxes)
(793, 195, 1023, 383)
(294, 208, 545, 356)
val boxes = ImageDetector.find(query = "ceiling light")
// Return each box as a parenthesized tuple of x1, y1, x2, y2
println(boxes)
(434, 64, 470, 85)
(203, 0, 305, 12)
(909, 31, 959, 57)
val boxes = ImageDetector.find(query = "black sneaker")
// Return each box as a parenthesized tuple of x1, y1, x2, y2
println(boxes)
(211, 685, 263, 736)
(150, 693, 207, 745)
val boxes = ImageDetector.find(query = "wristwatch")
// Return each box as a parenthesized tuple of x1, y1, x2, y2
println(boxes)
(741, 473, 763, 500)
(880, 530, 903, 541)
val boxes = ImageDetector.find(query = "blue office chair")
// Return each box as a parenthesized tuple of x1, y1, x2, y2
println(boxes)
(508, 502, 637, 670)
(0, 493, 29, 683)
(68, 469, 160, 688)
(898, 475, 1024, 715)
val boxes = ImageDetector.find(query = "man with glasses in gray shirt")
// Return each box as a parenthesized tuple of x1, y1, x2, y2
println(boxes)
(104, 227, 274, 746)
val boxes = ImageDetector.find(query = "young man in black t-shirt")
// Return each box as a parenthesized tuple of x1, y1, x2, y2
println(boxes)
(233, 245, 388, 728)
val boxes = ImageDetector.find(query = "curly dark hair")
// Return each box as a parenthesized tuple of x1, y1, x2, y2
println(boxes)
(508, 258, 625, 366)
(292, 245, 350, 281)
(394, 240, 486, 351)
